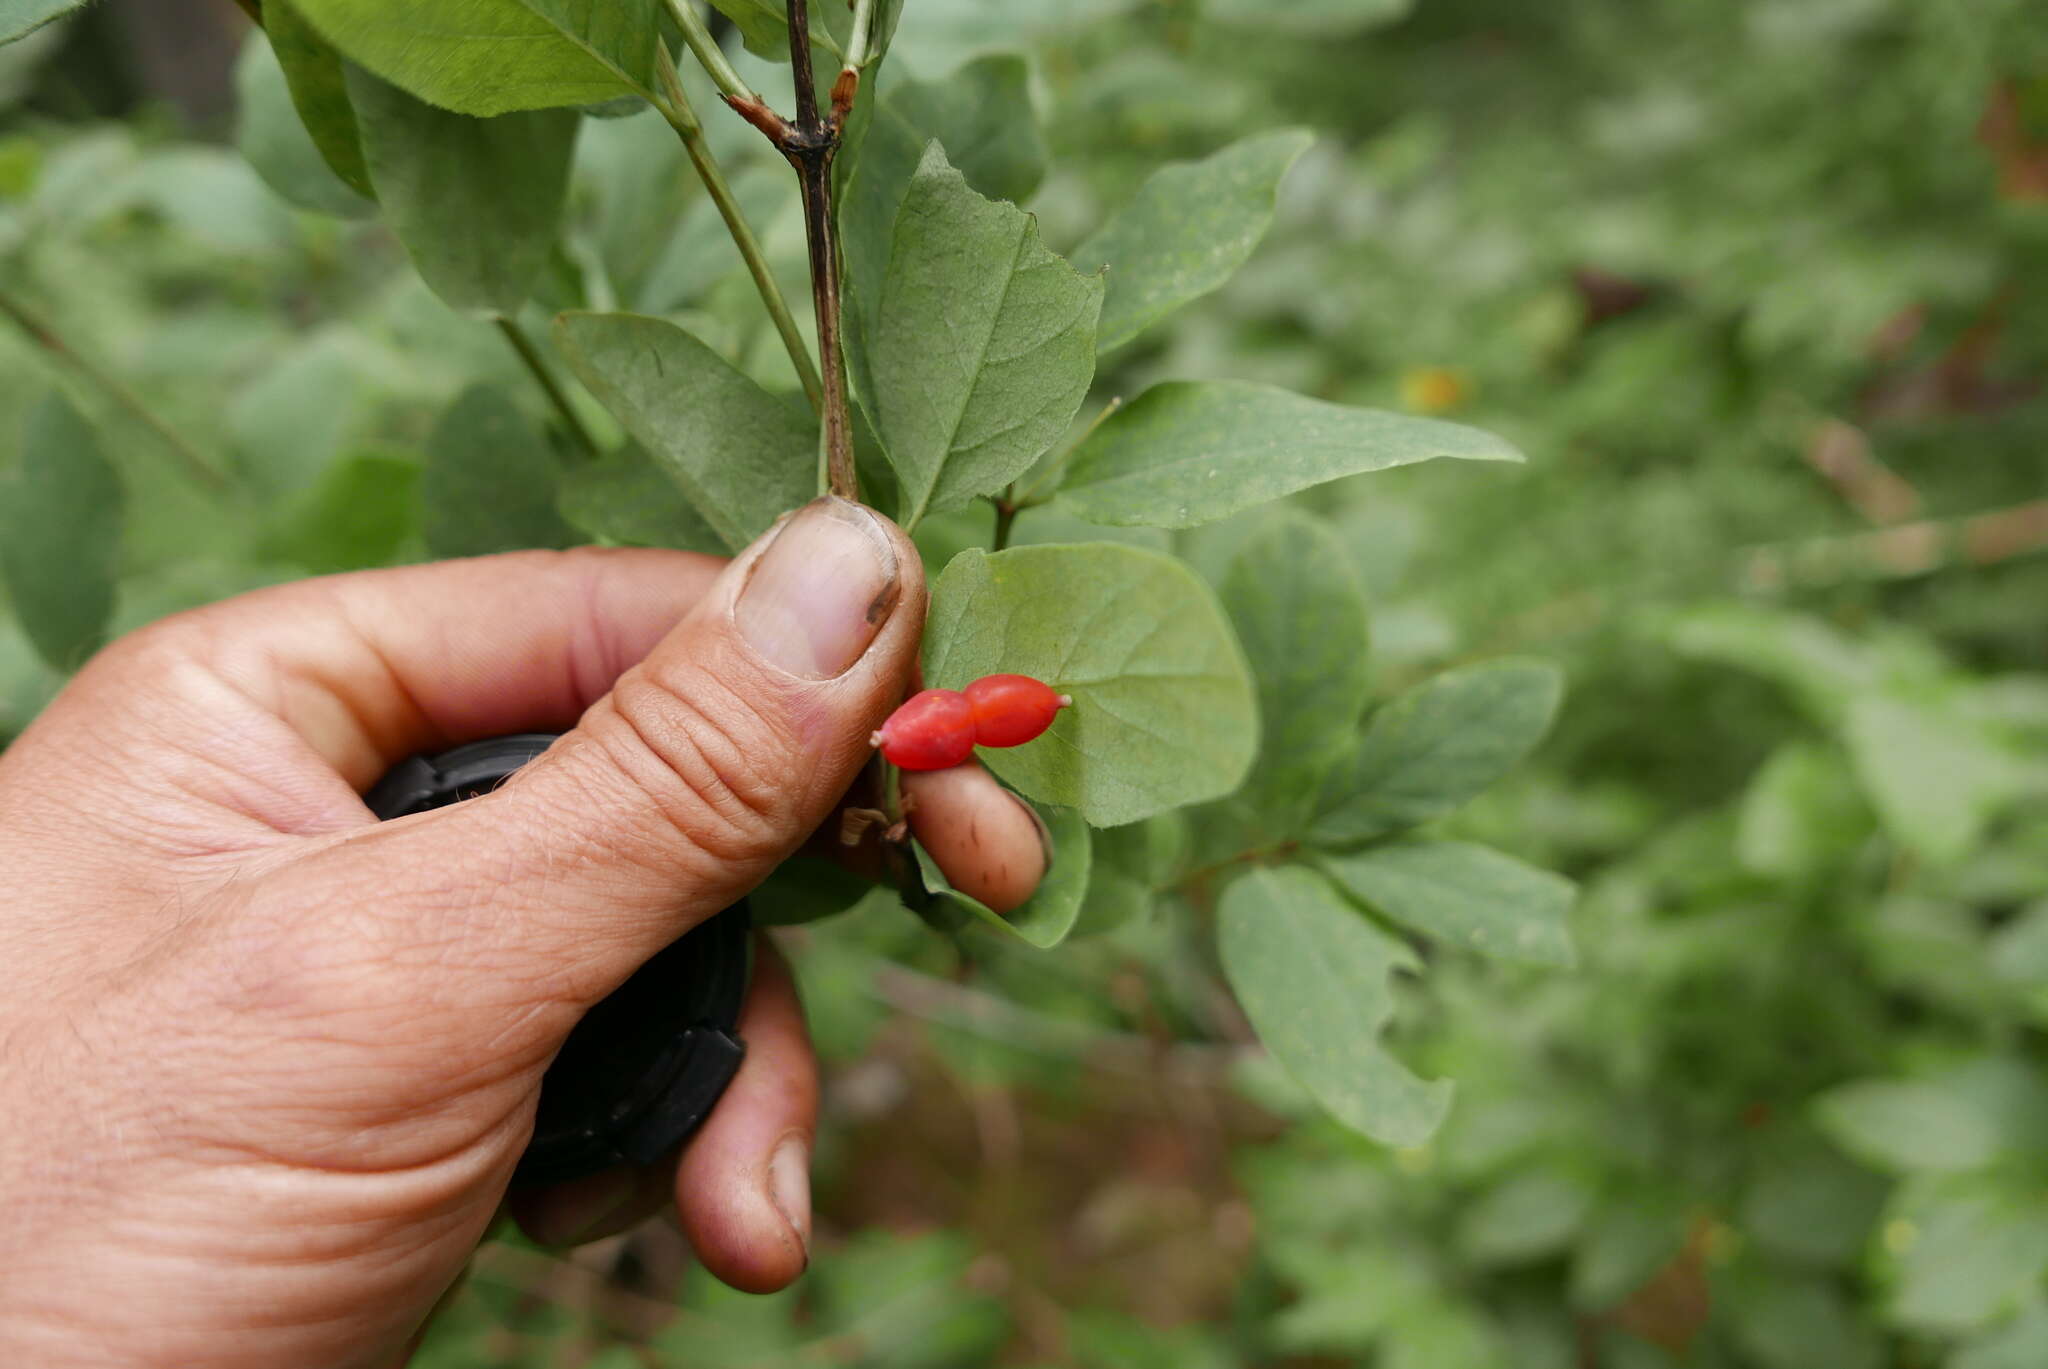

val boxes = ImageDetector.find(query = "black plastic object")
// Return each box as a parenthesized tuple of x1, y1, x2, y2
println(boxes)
(363, 734, 750, 1187)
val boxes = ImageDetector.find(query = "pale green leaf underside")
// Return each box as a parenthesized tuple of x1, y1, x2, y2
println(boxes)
(1218, 866, 1452, 1148)
(1, 393, 123, 671)
(1310, 657, 1563, 846)
(1321, 841, 1578, 969)
(1221, 508, 1372, 834)
(1073, 127, 1313, 351)
(870, 143, 1102, 526)
(923, 544, 1256, 827)
(914, 800, 1091, 949)
(347, 66, 578, 316)
(842, 55, 1047, 416)
(1057, 380, 1524, 530)
(267, 0, 375, 198)
(234, 32, 372, 218)
(556, 443, 728, 553)
(423, 384, 577, 556)
(0, 0, 81, 47)
(554, 312, 814, 552)
(294, 0, 659, 116)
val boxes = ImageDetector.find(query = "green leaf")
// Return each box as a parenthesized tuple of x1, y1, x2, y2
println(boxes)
(1321, 840, 1577, 968)
(1725, 1270, 1881, 1369)
(422, 385, 576, 557)
(1310, 658, 1564, 847)
(1891, 1178, 2048, 1334)
(1071, 128, 1312, 351)
(913, 800, 1091, 949)
(1843, 693, 2027, 865)
(843, 55, 1048, 402)
(234, 30, 371, 218)
(266, 0, 374, 198)
(347, 66, 579, 316)
(293, 0, 660, 116)
(1816, 1059, 2048, 1175)
(1219, 508, 1372, 833)
(1953, 1305, 2048, 1369)
(261, 449, 421, 573)
(1737, 1136, 1886, 1269)
(1736, 740, 1873, 878)
(0, 0, 80, 47)
(554, 312, 815, 552)
(1217, 865, 1452, 1147)
(869, 143, 1102, 526)
(923, 544, 1256, 827)
(1057, 381, 1523, 530)
(1455, 1168, 1595, 1266)
(750, 857, 899, 928)
(556, 443, 727, 553)
(0, 393, 123, 671)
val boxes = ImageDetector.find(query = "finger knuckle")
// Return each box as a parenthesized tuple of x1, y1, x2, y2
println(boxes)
(599, 660, 796, 868)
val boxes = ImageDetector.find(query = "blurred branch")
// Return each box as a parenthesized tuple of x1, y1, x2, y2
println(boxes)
(864, 960, 1254, 1089)
(227, 0, 261, 24)
(0, 290, 233, 495)
(1740, 499, 2048, 590)
(1799, 417, 1922, 525)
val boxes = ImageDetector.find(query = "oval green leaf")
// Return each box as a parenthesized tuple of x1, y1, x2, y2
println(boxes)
(923, 544, 1256, 827)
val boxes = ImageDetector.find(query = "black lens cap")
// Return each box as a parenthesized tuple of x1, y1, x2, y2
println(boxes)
(363, 734, 749, 1187)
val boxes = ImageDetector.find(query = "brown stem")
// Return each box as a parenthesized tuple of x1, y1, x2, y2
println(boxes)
(228, 0, 262, 24)
(718, 0, 860, 500)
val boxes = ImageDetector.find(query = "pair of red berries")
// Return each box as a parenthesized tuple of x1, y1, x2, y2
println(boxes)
(872, 674, 1073, 771)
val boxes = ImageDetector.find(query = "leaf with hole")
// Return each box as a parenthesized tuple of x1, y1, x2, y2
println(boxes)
(1218, 865, 1452, 1147)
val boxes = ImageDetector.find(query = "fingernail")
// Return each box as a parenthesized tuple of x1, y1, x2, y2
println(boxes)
(519, 1168, 637, 1247)
(766, 1132, 812, 1265)
(737, 498, 899, 679)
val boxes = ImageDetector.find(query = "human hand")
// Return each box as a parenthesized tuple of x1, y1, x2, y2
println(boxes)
(0, 498, 1039, 1368)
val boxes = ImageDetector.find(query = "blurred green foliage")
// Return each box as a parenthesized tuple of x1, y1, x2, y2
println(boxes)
(5, 0, 2048, 1365)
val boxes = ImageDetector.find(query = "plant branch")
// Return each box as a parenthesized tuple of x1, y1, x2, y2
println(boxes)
(0, 289, 232, 496)
(654, 46, 824, 412)
(713, 0, 860, 499)
(494, 316, 599, 460)
(662, 0, 759, 108)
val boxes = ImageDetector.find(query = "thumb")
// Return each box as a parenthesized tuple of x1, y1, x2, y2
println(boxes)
(328, 497, 922, 1000)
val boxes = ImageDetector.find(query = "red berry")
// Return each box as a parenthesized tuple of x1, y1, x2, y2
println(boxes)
(872, 689, 976, 770)
(964, 674, 1072, 749)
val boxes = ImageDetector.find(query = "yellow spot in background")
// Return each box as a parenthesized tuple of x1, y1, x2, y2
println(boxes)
(1883, 1219, 1919, 1255)
(1703, 1220, 1742, 1265)
(1394, 1145, 1434, 1175)
(1399, 366, 1469, 415)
